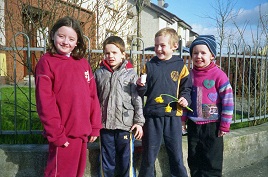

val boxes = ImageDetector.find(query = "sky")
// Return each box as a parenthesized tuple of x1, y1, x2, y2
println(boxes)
(151, 0, 268, 46)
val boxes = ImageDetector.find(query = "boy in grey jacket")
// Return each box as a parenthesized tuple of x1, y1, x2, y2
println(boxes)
(94, 36, 145, 177)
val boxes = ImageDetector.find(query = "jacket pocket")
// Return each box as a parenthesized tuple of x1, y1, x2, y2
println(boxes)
(122, 101, 134, 126)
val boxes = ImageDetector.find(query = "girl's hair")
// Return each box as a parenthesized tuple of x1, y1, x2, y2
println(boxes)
(47, 16, 87, 59)
(102, 36, 125, 53)
(155, 27, 179, 47)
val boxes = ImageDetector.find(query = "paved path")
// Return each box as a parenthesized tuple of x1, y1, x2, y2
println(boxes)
(223, 156, 268, 177)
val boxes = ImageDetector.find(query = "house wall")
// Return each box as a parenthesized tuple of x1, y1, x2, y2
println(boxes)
(158, 18, 178, 32)
(125, 1, 160, 71)
(178, 26, 191, 47)
(158, 18, 167, 31)
(140, 8, 178, 48)
(166, 21, 178, 32)
(140, 7, 159, 48)
(128, 0, 179, 49)
(185, 28, 190, 44)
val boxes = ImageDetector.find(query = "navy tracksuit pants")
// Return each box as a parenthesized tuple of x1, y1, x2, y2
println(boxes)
(138, 116, 188, 177)
(99, 129, 136, 177)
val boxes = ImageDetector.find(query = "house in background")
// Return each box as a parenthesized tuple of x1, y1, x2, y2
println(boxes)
(128, 0, 198, 49)
(0, 0, 198, 84)
(81, 0, 198, 50)
(0, 0, 136, 84)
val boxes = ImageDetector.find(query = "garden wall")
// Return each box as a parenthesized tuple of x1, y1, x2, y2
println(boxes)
(0, 122, 268, 177)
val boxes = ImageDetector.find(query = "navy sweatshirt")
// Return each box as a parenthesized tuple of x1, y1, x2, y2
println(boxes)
(137, 55, 192, 117)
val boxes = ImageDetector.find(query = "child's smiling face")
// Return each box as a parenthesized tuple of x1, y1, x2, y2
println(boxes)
(154, 34, 178, 61)
(52, 26, 78, 56)
(192, 44, 215, 68)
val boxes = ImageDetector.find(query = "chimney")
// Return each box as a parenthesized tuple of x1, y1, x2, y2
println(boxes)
(158, 0, 165, 7)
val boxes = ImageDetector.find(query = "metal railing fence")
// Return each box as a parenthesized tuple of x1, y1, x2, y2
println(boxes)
(0, 33, 267, 140)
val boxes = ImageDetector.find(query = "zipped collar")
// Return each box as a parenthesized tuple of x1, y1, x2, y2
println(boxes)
(100, 59, 133, 73)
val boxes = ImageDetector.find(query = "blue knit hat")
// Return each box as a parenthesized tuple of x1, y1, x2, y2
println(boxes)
(189, 35, 217, 57)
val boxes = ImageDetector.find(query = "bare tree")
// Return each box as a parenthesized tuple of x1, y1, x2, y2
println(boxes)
(205, 0, 238, 54)
(255, 4, 268, 54)
(232, 20, 249, 53)
(231, 3, 268, 54)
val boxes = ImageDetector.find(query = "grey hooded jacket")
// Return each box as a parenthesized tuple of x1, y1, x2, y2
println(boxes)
(94, 60, 145, 131)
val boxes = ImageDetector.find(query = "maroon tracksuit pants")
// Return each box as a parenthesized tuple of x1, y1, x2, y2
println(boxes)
(44, 138, 87, 177)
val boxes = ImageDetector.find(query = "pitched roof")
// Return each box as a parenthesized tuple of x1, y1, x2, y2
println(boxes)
(145, 2, 192, 29)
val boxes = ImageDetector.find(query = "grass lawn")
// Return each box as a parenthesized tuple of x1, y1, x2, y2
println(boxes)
(0, 86, 47, 144)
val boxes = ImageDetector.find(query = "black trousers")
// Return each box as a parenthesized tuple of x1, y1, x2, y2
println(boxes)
(187, 120, 223, 177)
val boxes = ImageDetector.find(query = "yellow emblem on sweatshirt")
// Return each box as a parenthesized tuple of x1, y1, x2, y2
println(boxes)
(170, 71, 179, 81)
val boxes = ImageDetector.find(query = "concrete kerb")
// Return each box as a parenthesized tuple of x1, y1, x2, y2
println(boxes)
(0, 122, 267, 177)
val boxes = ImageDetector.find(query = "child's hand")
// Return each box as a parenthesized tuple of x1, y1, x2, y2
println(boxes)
(177, 97, 188, 108)
(181, 121, 188, 136)
(131, 124, 143, 140)
(136, 77, 145, 87)
(218, 130, 227, 137)
(89, 136, 97, 143)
